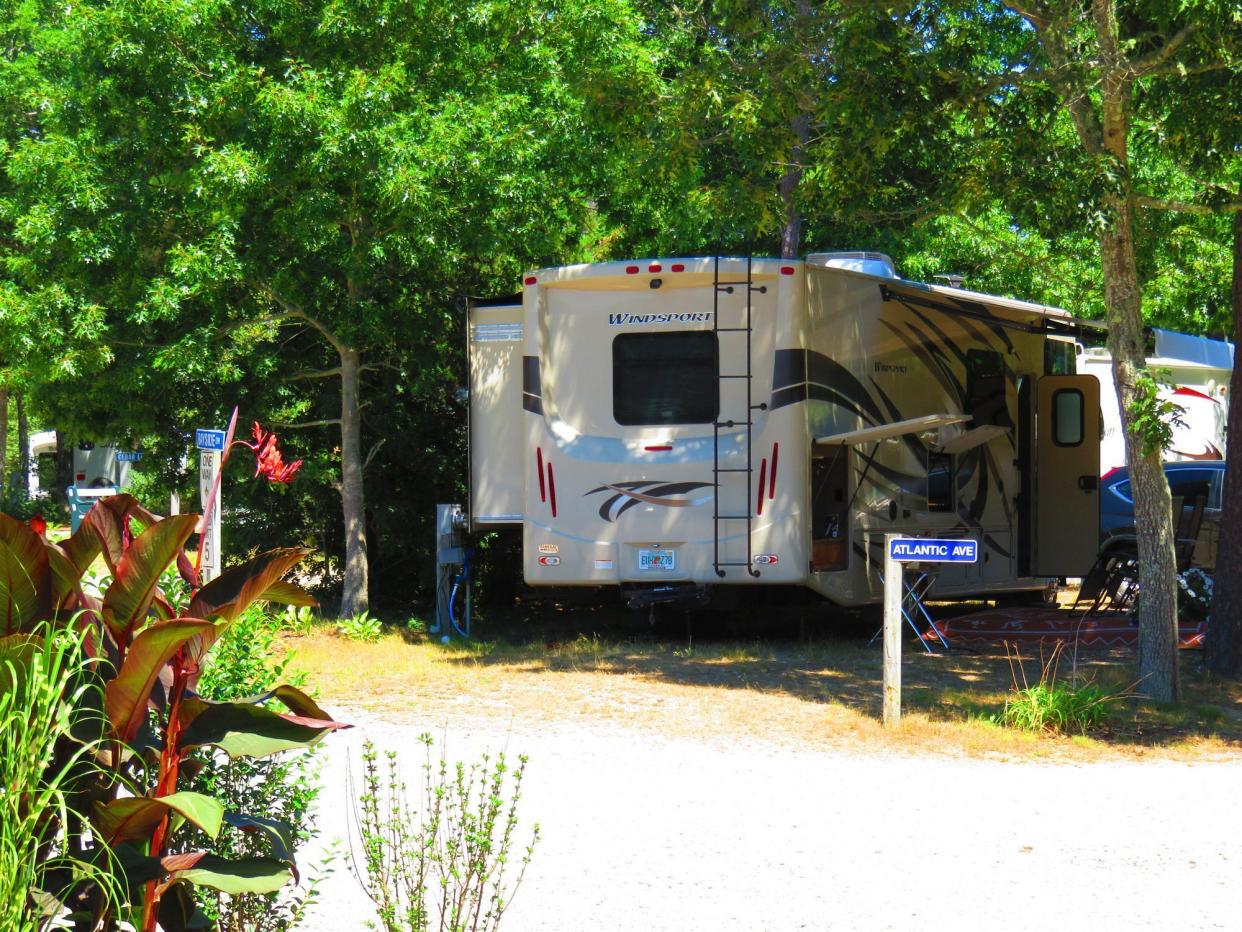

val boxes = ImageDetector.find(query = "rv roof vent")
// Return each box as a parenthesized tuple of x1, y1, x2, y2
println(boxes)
(807, 251, 897, 279)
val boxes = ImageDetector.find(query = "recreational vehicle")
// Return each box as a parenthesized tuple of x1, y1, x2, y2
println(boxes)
(1077, 330, 1231, 476)
(462, 254, 1104, 608)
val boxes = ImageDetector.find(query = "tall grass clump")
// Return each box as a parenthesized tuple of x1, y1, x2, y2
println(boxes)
(996, 642, 1123, 735)
(0, 623, 120, 931)
(350, 736, 539, 932)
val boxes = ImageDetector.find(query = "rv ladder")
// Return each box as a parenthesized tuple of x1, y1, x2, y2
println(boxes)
(711, 256, 765, 579)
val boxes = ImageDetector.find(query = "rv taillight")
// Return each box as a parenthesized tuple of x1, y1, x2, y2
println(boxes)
(536, 447, 546, 502)
(648, 263, 662, 273)
(780, 266, 795, 275)
(769, 442, 779, 499)
(756, 459, 768, 516)
(671, 263, 685, 272)
(547, 462, 558, 518)
(644, 445, 672, 452)
(524, 276, 537, 285)
(626, 265, 639, 274)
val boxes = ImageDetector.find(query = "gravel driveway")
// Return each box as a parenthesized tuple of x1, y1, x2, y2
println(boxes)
(299, 708, 1242, 932)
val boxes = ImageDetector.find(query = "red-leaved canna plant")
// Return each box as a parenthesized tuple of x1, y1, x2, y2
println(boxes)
(0, 415, 343, 931)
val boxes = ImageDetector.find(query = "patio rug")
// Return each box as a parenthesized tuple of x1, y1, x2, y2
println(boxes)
(925, 607, 1207, 649)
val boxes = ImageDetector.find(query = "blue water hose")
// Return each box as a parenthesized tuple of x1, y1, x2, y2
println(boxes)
(447, 546, 475, 639)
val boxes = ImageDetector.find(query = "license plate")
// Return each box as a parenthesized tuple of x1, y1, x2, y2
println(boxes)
(638, 549, 675, 571)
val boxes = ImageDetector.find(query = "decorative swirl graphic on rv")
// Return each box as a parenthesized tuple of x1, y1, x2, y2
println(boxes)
(585, 480, 714, 522)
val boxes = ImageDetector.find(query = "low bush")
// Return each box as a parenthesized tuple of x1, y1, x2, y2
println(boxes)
(351, 736, 539, 932)
(186, 606, 325, 932)
(337, 610, 383, 643)
(995, 642, 1122, 735)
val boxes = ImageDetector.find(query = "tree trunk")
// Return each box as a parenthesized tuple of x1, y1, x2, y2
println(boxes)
(0, 387, 8, 494)
(1101, 194, 1180, 701)
(778, 110, 809, 260)
(15, 393, 29, 500)
(1205, 192, 1242, 676)
(338, 347, 369, 617)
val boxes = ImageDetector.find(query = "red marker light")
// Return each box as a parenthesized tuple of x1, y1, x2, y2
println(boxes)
(756, 459, 768, 516)
(671, 263, 685, 272)
(648, 263, 662, 273)
(524, 276, 537, 285)
(780, 266, 795, 275)
(625, 265, 639, 274)
(644, 445, 672, 452)
(547, 462, 558, 518)
(536, 448, 546, 502)
(769, 442, 779, 499)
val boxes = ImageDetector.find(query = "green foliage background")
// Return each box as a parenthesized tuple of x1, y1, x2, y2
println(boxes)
(1, 0, 1236, 612)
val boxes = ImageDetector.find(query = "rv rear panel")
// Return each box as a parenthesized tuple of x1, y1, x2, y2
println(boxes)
(467, 255, 1104, 608)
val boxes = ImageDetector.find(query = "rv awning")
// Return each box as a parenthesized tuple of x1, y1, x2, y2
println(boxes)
(814, 414, 971, 449)
(879, 280, 1107, 336)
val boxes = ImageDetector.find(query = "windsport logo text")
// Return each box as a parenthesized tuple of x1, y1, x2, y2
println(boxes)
(608, 312, 712, 325)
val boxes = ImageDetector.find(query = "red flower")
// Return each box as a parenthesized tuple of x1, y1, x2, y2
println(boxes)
(249, 422, 303, 484)
(29, 513, 47, 537)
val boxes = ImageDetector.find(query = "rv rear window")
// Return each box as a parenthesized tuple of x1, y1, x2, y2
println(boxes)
(613, 332, 718, 426)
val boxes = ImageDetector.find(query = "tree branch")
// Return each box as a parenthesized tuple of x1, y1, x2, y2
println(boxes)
(1135, 195, 1242, 215)
(272, 419, 342, 429)
(285, 367, 343, 381)
(362, 438, 386, 471)
(250, 280, 348, 355)
(1129, 23, 1197, 76)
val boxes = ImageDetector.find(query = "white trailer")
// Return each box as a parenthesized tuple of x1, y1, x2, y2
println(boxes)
(464, 254, 1104, 608)
(1078, 329, 1231, 476)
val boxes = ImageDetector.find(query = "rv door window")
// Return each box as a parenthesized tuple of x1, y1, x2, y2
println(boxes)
(613, 332, 718, 425)
(1053, 389, 1084, 446)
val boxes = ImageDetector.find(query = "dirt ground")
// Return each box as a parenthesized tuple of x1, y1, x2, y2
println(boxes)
(289, 602, 1242, 931)
(289, 599, 1242, 761)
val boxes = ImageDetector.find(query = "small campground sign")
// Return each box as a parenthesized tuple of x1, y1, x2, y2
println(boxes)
(888, 537, 978, 563)
(881, 534, 977, 730)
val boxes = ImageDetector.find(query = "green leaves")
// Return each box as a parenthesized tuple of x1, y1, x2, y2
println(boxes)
(187, 548, 312, 625)
(168, 855, 294, 896)
(104, 619, 215, 744)
(0, 514, 51, 635)
(178, 690, 348, 759)
(102, 514, 199, 640)
(93, 791, 224, 846)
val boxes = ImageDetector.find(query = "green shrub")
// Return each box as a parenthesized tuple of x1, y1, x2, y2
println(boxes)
(0, 623, 122, 931)
(337, 610, 383, 643)
(995, 642, 1121, 735)
(998, 682, 1115, 734)
(352, 737, 538, 932)
(188, 606, 325, 932)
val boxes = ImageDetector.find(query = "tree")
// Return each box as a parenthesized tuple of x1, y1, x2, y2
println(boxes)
(4, 0, 655, 613)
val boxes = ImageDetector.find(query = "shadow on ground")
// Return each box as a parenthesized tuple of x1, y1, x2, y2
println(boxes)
(424, 590, 1242, 749)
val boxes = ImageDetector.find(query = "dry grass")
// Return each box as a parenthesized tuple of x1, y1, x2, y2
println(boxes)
(284, 613, 1242, 762)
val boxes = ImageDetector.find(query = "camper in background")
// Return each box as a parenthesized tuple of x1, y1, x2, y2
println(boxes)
(465, 253, 1104, 610)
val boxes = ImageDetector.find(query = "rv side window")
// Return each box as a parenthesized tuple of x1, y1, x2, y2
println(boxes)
(1044, 340, 1076, 375)
(927, 451, 954, 512)
(1053, 389, 1084, 446)
(613, 332, 718, 426)
(966, 349, 1011, 427)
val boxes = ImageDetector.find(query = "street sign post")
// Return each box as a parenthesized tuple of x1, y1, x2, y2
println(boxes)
(882, 535, 978, 726)
(196, 429, 226, 451)
(196, 428, 225, 582)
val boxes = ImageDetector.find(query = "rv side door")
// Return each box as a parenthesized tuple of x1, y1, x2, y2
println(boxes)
(1033, 374, 1101, 576)
(468, 299, 525, 529)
